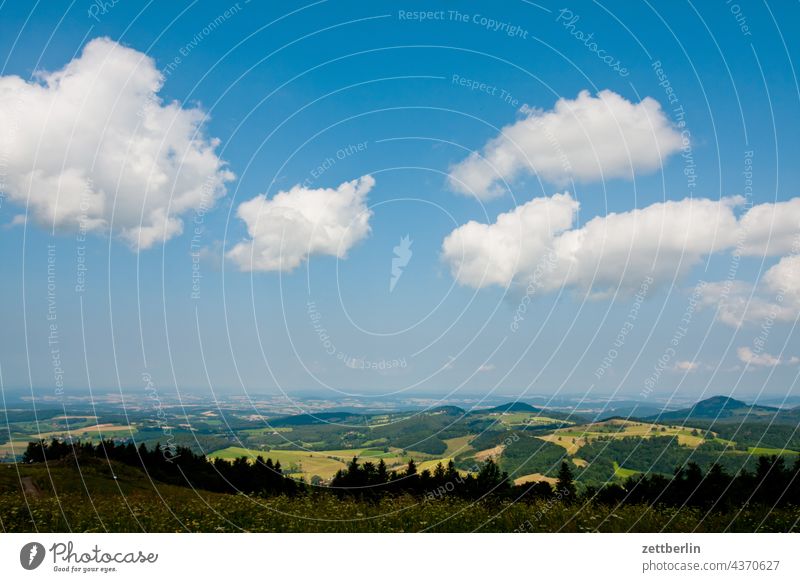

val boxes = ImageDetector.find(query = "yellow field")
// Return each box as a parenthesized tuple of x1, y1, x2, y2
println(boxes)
(313, 447, 430, 472)
(473, 444, 504, 461)
(33, 424, 137, 439)
(513, 473, 558, 486)
(207, 446, 434, 481)
(537, 434, 583, 455)
(311, 448, 387, 459)
(676, 433, 705, 447)
(0, 441, 30, 458)
(208, 447, 347, 480)
(416, 458, 454, 473)
(491, 413, 574, 427)
(540, 419, 709, 455)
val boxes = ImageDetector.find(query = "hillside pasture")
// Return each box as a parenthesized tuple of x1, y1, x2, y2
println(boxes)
(0, 441, 31, 461)
(474, 444, 505, 462)
(489, 412, 573, 427)
(417, 458, 455, 473)
(442, 435, 474, 457)
(32, 424, 137, 440)
(208, 446, 435, 481)
(613, 461, 639, 478)
(513, 473, 559, 486)
(539, 419, 709, 455)
(747, 446, 800, 455)
(208, 446, 347, 480)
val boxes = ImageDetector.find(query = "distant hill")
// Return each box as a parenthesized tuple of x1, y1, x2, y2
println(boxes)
(593, 403, 665, 422)
(645, 396, 781, 424)
(477, 402, 541, 414)
(468, 402, 586, 424)
(268, 405, 467, 428)
(427, 405, 466, 415)
(269, 411, 373, 427)
(774, 405, 800, 424)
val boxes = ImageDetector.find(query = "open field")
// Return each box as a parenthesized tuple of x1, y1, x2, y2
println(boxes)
(613, 461, 639, 479)
(32, 424, 137, 439)
(241, 427, 294, 435)
(0, 441, 31, 460)
(490, 412, 574, 427)
(513, 473, 558, 486)
(442, 435, 474, 456)
(474, 444, 505, 462)
(748, 446, 800, 455)
(208, 446, 434, 480)
(538, 434, 583, 455)
(209, 446, 347, 480)
(417, 458, 454, 473)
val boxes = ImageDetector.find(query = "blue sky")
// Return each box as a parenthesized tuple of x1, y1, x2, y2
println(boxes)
(1, 0, 799, 403)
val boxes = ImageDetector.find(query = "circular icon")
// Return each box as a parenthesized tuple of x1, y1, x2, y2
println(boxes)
(20, 542, 46, 570)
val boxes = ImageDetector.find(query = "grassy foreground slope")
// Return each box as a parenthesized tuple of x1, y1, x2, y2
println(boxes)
(1, 459, 798, 533)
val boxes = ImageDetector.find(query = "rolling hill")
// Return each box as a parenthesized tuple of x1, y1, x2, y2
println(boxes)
(645, 396, 783, 424)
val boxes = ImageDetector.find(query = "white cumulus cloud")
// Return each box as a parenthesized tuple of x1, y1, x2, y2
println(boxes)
(0, 37, 234, 249)
(673, 360, 700, 372)
(448, 90, 683, 199)
(702, 255, 800, 327)
(442, 193, 577, 288)
(227, 175, 374, 272)
(738, 198, 800, 256)
(443, 194, 800, 297)
(763, 254, 800, 303)
(737, 346, 798, 368)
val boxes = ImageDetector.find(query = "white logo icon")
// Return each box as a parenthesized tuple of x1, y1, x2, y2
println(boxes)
(390, 235, 413, 292)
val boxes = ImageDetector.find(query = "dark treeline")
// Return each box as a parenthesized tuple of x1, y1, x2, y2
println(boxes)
(329, 456, 517, 500)
(20, 439, 800, 509)
(591, 456, 800, 509)
(22, 438, 301, 496)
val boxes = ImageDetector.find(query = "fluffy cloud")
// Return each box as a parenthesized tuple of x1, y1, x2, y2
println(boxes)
(696, 281, 758, 327)
(444, 194, 739, 293)
(673, 360, 700, 372)
(0, 37, 233, 249)
(737, 346, 798, 368)
(702, 255, 800, 327)
(442, 193, 577, 288)
(227, 175, 374, 272)
(738, 198, 800, 256)
(443, 194, 800, 297)
(553, 196, 741, 294)
(448, 90, 683, 199)
(763, 254, 800, 303)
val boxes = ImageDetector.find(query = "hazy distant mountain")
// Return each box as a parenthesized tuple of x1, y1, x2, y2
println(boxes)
(592, 403, 666, 421)
(645, 395, 781, 423)
(427, 405, 467, 415)
(477, 402, 541, 414)
(269, 411, 374, 427)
